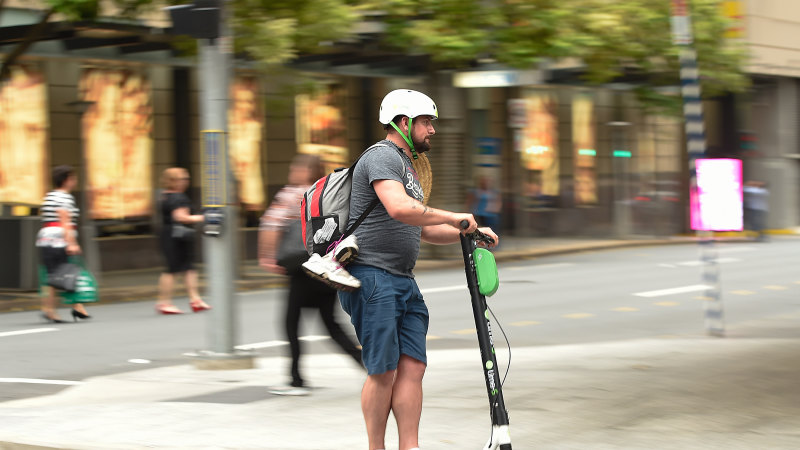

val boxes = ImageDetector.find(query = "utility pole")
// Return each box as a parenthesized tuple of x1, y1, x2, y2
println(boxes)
(167, 0, 252, 368)
(671, 0, 724, 337)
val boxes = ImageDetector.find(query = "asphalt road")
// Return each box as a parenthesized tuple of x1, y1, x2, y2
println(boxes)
(2, 237, 799, 403)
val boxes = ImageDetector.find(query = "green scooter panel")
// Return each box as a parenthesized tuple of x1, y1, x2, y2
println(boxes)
(473, 248, 499, 297)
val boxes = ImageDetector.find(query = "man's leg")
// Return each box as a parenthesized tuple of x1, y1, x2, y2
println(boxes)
(362, 369, 395, 450)
(393, 354, 426, 450)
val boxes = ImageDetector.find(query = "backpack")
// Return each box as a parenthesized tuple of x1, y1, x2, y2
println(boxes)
(301, 144, 385, 256)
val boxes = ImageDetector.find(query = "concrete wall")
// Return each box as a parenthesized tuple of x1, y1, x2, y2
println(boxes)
(746, 0, 800, 77)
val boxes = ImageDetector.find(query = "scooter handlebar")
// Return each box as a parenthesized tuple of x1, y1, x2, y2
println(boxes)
(459, 220, 495, 246)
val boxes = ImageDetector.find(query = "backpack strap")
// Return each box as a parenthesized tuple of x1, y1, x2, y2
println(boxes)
(340, 143, 390, 239)
(343, 198, 379, 239)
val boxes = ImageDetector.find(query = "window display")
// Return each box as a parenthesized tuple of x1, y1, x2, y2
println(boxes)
(0, 65, 48, 207)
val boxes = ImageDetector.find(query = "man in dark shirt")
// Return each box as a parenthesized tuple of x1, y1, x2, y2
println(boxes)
(339, 89, 499, 450)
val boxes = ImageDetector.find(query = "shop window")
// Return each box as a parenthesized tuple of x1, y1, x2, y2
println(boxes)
(295, 83, 348, 172)
(0, 64, 48, 213)
(79, 68, 153, 231)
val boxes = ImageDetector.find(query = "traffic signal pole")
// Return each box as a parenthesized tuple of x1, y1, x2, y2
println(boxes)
(168, 0, 253, 368)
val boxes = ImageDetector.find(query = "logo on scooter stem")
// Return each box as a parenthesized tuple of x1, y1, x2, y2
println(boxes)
(485, 367, 498, 396)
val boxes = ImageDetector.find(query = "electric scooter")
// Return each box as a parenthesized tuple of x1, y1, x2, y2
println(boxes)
(459, 222, 512, 450)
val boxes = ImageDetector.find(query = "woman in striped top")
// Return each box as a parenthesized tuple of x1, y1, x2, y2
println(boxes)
(36, 165, 90, 323)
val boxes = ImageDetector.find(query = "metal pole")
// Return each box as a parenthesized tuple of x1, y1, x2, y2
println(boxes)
(197, 5, 238, 358)
(671, 0, 723, 336)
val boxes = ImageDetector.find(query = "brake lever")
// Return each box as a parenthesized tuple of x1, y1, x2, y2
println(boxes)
(459, 220, 496, 246)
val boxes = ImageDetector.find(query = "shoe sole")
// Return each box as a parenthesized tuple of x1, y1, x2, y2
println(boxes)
(335, 247, 358, 265)
(301, 265, 360, 292)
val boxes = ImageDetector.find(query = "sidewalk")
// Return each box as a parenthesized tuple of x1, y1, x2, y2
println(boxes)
(2, 324, 800, 449)
(0, 236, 696, 314)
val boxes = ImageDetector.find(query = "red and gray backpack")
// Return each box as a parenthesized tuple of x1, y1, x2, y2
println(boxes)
(300, 144, 384, 256)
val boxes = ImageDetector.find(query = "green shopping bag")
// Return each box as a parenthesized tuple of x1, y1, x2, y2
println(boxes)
(38, 255, 99, 304)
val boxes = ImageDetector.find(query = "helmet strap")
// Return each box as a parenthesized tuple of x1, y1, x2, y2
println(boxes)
(390, 119, 418, 160)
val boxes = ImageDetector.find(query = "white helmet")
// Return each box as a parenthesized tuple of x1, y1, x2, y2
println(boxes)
(379, 89, 438, 124)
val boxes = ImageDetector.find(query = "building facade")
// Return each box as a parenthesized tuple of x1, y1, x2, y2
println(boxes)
(1, 1, 796, 275)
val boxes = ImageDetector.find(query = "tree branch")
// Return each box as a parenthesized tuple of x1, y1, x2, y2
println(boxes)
(0, 8, 55, 81)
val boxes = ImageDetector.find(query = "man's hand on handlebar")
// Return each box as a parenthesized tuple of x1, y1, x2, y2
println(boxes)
(453, 214, 478, 234)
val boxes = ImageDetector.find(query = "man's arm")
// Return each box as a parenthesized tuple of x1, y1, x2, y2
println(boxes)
(421, 224, 500, 247)
(373, 179, 477, 232)
(420, 223, 460, 244)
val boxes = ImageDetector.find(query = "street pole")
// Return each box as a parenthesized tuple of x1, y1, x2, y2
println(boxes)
(671, 0, 724, 337)
(168, 0, 252, 368)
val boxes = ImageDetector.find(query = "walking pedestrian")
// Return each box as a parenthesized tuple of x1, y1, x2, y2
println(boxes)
(155, 167, 210, 314)
(259, 154, 363, 396)
(743, 180, 769, 241)
(335, 89, 499, 450)
(468, 175, 502, 231)
(36, 165, 91, 323)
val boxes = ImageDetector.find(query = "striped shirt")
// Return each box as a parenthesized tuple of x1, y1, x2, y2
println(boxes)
(40, 190, 79, 226)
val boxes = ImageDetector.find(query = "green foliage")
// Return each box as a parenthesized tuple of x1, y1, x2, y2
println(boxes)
(39, 0, 749, 114)
(378, 0, 748, 112)
(230, 0, 359, 66)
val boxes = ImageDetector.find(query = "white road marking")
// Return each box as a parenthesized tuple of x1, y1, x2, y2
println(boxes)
(128, 359, 151, 364)
(0, 378, 82, 386)
(235, 335, 330, 350)
(634, 285, 709, 298)
(298, 335, 330, 342)
(0, 328, 58, 338)
(421, 285, 466, 294)
(675, 257, 741, 267)
(235, 340, 289, 350)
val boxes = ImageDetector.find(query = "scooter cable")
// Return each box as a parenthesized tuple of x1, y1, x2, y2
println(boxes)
(486, 302, 512, 447)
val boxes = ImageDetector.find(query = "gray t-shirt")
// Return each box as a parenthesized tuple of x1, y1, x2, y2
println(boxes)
(348, 140, 424, 277)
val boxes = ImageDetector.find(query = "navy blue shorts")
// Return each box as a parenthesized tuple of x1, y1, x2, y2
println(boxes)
(339, 265, 429, 375)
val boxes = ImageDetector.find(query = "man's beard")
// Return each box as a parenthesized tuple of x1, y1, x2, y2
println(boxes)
(412, 134, 432, 153)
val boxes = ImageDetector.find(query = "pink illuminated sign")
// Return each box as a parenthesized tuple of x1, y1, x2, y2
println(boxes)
(690, 158, 743, 231)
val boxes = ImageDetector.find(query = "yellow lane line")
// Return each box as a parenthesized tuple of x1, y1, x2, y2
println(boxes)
(654, 301, 679, 307)
(451, 328, 477, 335)
(731, 290, 756, 295)
(612, 307, 639, 312)
(763, 285, 787, 291)
(562, 313, 594, 319)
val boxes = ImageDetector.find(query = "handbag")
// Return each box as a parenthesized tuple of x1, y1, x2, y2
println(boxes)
(61, 256, 99, 304)
(171, 223, 196, 241)
(276, 220, 308, 274)
(46, 261, 81, 292)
